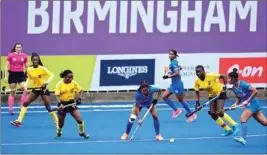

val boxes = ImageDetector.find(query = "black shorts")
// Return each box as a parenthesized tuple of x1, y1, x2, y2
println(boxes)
(57, 100, 78, 115)
(8, 71, 26, 84)
(32, 89, 50, 96)
(209, 92, 227, 101)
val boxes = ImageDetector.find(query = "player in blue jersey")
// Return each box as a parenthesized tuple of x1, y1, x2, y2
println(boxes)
(228, 68, 267, 145)
(162, 49, 197, 122)
(120, 81, 163, 141)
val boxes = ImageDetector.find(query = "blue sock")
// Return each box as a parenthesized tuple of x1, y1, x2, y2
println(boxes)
(126, 121, 133, 134)
(241, 122, 247, 139)
(154, 119, 160, 135)
(164, 98, 177, 111)
(180, 101, 191, 113)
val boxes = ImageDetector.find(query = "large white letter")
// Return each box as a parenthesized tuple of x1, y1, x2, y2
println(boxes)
(157, 1, 178, 33)
(180, 1, 202, 32)
(204, 1, 226, 32)
(87, 1, 117, 34)
(52, 1, 60, 34)
(119, 1, 128, 33)
(229, 1, 258, 32)
(130, 1, 154, 33)
(27, 1, 49, 34)
(63, 1, 84, 34)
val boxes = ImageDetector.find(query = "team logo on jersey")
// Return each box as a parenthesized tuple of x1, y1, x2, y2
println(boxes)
(107, 66, 148, 79)
(235, 92, 246, 98)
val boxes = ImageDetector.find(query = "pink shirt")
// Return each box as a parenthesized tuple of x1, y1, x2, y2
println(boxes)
(7, 52, 28, 72)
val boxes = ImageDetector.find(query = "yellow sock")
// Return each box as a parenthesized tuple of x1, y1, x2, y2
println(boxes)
(57, 128, 62, 134)
(49, 111, 58, 125)
(78, 121, 84, 134)
(222, 113, 236, 126)
(17, 106, 27, 123)
(215, 117, 231, 131)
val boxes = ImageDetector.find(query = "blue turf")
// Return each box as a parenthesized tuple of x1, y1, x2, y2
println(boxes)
(1, 100, 267, 154)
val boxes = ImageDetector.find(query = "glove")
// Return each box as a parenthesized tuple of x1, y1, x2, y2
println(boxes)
(152, 99, 158, 105)
(162, 75, 168, 79)
(223, 85, 227, 91)
(57, 102, 64, 110)
(41, 83, 48, 90)
(195, 101, 200, 110)
(75, 97, 82, 105)
(57, 102, 62, 107)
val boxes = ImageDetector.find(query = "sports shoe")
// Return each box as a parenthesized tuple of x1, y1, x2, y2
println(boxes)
(186, 114, 197, 123)
(10, 120, 22, 127)
(156, 134, 164, 141)
(120, 133, 128, 140)
(234, 136, 246, 145)
(172, 109, 182, 118)
(221, 129, 233, 136)
(79, 132, 89, 139)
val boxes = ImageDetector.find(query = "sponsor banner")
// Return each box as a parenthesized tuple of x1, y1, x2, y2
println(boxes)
(99, 59, 155, 86)
(157, 53, 267, 89)
(91, 53, 266, 91)
(219, 57, 267, 84)
(1, 56, 96, 91)
(91, 55, 160, 91)
(1, 1, 266, 55)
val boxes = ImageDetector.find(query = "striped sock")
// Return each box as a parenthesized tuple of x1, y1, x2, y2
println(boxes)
(222, 113, 237, 126)
(215, 117, 231, 131)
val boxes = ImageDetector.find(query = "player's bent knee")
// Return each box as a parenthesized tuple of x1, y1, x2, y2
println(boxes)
(216, 111, 224, 117)
(208, 111, 218, 120)
(58, 122, 64, 128)
(23, 102, 30, 107)
(46, 107, 52, 112)
(129, 114, 137, 123)
(152, 115, 158, 120)
(162, 94, 169, 100)
(211, 114, 218, 120)
(240, 117, 248, 123)
(77, 120, 83, 124)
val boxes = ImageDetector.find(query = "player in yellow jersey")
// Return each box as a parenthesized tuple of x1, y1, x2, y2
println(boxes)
(194, 65, 239, 136)
(10, 53, 58, 128)
(54, 69, 89, 139)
